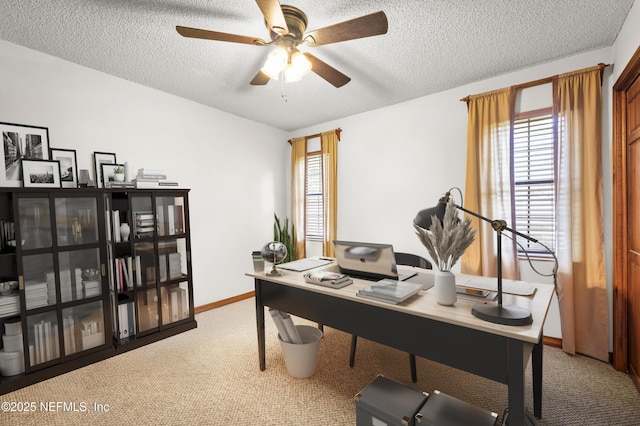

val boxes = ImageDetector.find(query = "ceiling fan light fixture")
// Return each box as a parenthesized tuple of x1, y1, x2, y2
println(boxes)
(285, 51, 312, 82)
(261, 46, 288, 79)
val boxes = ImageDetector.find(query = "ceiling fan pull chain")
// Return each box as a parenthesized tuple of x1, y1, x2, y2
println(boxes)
(280, 72, 288, 102)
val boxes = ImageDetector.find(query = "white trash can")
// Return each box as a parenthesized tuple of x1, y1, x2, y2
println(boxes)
(278, 325, 323, 378)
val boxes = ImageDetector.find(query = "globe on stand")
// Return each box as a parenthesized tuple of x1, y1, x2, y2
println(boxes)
(261, 241, 288, 276)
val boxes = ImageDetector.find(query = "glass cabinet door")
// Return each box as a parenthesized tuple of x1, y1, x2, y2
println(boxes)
(18, 198, 52, 250)
(156, 196, 185, 237)
(160, 282, 190, 326)
(22, 253, 55, 309)
(54, 197, 99, 246)
(58, 248, 102, 302)
(27, 311, 59, 367)
(61, 301, 105, 355)
(157, 238, 187, 283)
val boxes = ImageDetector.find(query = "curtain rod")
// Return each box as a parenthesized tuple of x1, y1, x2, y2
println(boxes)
(459, 63, 611, 102)
(288, 128, 341, 144)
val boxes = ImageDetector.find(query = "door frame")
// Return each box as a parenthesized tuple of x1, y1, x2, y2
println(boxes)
(612, 45, 640, 373)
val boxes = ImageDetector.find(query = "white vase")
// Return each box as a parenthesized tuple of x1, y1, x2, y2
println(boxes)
(114, 173, 125, 182)
(120, 223, 130, 242)
(434, 270, 457, 306)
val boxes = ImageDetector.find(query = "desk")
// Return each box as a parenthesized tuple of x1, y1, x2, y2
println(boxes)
(246, 262, 554, 426)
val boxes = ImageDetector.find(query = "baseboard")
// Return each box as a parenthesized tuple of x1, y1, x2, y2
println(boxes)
(543, 336, 562, 348)
(194, 291, 255, 314)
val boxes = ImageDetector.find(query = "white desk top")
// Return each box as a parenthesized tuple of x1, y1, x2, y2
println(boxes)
(246, 258, 555, 344)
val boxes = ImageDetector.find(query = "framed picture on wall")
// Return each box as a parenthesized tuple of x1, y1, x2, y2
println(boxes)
(0, 122, 50, 187)
(93, 151, 117, 188)
(49, 148, 78, 188)
(21, 159, 61, 188)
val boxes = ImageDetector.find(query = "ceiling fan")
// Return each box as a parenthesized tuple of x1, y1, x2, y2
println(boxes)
(176, 0, 388, 88)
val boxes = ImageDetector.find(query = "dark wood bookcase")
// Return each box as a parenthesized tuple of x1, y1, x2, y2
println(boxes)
(0, 188, 196, 395)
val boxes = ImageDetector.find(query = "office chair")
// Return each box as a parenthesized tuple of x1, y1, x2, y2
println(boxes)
(349, 252, 432, 383)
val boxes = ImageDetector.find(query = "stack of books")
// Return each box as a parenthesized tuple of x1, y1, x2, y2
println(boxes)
(133, 168, 179, 188)
(134, 211, 154, 238)
(25, 281, 49, 309)
(357, 279, 423, 304)
(303, 270, 353, 288)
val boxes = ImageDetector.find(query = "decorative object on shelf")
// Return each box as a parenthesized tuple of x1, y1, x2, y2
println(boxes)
(113, 165, 125, 182)
(261, 241, 288, 276)
(273, 213, 295, 263)
(0, 280, 19, 296)
(72, 217, 82, 242)
(120, 222, 130, 242)
(21, 159, 62, 188)
(49, 148, 78, 188)
(78, 169, 94, 187)
(93, 151, 116, 188)
(101, 163, 125, 187)
(124, 162, 133, 182)
(0, 122, 50, 187)
(414, 198, 476, 306)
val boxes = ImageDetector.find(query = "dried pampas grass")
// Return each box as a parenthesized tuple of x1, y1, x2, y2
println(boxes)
(414, 198, 476, 271)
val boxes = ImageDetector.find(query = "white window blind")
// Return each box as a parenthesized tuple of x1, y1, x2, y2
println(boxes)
(305, 152, 323, 239)
(513, 113, 556, 255)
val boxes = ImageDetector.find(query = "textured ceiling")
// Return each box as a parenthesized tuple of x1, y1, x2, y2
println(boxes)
(0, 0, 635, 131)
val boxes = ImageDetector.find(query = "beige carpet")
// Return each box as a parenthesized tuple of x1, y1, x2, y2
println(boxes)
(2, 298, 639, 425)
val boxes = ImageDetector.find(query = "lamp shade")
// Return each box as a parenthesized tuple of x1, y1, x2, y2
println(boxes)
(285, 51, 311, 82)
(261, 47, 288, 79)
(413, 200, 447, 230)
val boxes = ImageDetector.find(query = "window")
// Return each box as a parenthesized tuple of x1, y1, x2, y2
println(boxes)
(305, 152, 323, 240)
(512, 108, 556, 256)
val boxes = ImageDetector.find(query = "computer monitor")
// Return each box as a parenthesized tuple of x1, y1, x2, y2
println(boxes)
(333, 240, 400, 281)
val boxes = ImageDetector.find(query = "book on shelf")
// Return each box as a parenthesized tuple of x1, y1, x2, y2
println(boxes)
(134, 180, 161, 189)
(137, 168, 167, 178)
(118, 299, 136, 339)
(111, 210, 121, 242)
(134, 211, 155, 238)
(356, 279, 423, 304)
(303, 270, 353, 288)
(105, 182, 135, 189)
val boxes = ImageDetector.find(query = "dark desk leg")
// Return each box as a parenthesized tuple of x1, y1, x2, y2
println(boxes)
(255, 279, 266, 371)
(532, 335, 543, 418)
(507, 339, 526, 426)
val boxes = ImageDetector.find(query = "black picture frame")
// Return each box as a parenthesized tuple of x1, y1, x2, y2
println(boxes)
(93, 151, 117, 188)
(0, 122, 50, 187)
(21, 159, 61, 188)
(49, 148, 78, 188)
(101, 163, 124, 188)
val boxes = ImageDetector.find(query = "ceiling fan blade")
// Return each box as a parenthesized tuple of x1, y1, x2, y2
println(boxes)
(255, 0, 288, 36)
(250, 71, 271, 86)
(176, 26, 266, 45)
(304, 53, 351, 88)
(304, 11, 388, 46)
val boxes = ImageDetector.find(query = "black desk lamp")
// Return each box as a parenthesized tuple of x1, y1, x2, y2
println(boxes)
(414, 192, 534, 326)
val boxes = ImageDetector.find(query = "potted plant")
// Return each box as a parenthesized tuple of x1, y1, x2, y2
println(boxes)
(113, 166, 125, 182)
(413, 198, 476, 305)
(274, 213, 295, 263)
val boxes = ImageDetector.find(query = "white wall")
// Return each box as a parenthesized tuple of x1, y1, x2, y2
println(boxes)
(0, 40, 289, 307)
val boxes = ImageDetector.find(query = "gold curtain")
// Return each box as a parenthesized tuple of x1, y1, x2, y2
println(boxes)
(290, 136, 306, 260)
(461, 88, 519, 280)
(321, 130, 339, 257)
(554, 66, 608, 361)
